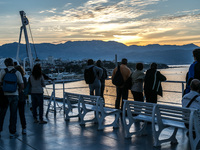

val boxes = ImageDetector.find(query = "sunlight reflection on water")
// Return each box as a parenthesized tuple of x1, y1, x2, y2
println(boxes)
(44, 65, 189, 107)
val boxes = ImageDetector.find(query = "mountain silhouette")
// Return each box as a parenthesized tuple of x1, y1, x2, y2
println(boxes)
(0, 41, 199, 65)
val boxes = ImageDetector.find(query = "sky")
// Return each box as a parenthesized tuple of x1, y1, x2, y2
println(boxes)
(0, 0, 200, 46)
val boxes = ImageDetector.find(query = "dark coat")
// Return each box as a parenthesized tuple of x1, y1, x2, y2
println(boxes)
(144, 69, 166, 96)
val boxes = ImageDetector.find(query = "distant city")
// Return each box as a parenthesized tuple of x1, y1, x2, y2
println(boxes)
(23, 56, 168, 76)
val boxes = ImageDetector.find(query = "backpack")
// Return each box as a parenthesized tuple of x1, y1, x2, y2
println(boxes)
(112, 65, 124, 86)
(84, 66, 95, 84)
(124, 74, 132, 90)
(2, 68, 18, 93)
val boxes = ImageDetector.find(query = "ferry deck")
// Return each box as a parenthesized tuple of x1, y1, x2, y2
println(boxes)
(0, 100, 192, 150)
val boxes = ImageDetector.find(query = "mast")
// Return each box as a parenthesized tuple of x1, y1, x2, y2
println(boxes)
(18, 11, 34, 70)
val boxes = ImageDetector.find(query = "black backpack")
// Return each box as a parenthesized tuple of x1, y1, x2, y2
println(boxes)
(112, 65, 124, 86)
(84, 66, 95, 84)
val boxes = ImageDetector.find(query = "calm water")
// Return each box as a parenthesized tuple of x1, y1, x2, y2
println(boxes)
(44, 65, 189, 107)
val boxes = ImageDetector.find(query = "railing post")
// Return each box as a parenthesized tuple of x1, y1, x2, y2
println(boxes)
(182, 82, 184, 96)
(63, 80, 65, 115)
(63, 80, 65, 100)
(53, 80, 56, 116)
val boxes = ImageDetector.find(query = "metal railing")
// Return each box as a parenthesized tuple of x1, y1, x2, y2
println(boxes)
(44, 79, 186, 116)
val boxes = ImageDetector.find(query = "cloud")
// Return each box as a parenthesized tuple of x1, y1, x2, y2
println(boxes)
(64, 3, 72, 8)
(29, 0, 200, 46)
(39, 8, 57, 14)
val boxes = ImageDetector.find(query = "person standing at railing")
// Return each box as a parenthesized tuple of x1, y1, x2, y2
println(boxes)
(84, 59, 103, 96)
(131, 63, 145, 102)
(184, 48, 200, 95)
(29, 63, 47, 124)
(112, 58, 131, 110)
(96, 60, 108, 99)
(144, 63, 166, 103)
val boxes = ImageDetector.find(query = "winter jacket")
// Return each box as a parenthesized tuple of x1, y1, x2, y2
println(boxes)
(144, 69, 166, 96)
(131, 70, 145, 92)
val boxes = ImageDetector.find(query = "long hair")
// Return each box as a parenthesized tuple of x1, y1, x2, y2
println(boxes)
(15, 65, 25, 77)
(32, 63, 42, 80)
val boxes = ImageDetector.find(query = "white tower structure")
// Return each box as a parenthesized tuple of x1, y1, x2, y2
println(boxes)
(16, 11, 34, 70)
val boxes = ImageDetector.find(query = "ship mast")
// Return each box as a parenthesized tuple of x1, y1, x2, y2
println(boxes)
(16, 11, 34, 70)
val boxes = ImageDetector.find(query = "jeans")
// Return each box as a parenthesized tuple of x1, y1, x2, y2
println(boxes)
(0, 95, 18, 134)
(31, 93, 44, 121)
(89, 83, 101, 96)
(115, 87, 128, 110)
(18, 100, 26, 129)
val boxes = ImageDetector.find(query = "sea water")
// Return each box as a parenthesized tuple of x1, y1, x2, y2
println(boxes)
(44, 65, 189, 107)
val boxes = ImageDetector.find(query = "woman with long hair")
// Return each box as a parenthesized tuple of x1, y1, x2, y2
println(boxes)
(30, 64, 47, 124)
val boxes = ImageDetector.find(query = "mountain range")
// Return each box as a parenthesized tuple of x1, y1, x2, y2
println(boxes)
(0, 41, 199, 65)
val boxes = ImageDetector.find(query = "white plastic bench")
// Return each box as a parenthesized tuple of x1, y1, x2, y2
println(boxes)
(78, 94, 121, 130)
(63, 92, 80, 120)
(63, 92, 121, 130)
(122, 100, 198, 150)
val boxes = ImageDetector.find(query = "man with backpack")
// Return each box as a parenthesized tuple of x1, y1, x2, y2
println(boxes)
(0, 58, 24, 138)
(84, 59, 103, 96)
(112, 58, 131, 111)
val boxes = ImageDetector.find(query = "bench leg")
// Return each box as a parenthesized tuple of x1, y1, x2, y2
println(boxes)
(189, 130, 200, 150)
(123, 115, 132, 138)
(97, 111, 121, 130)
(170, 128, 178, 144)
(79, 111, 87, 125)
(112, 112, 120, 128)
(153, 125, 178, 147)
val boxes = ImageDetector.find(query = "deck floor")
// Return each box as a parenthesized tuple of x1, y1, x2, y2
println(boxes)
(0, 100, 192, 150)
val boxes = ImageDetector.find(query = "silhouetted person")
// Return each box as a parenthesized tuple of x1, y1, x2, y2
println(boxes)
(144, 63, 166, 103)
(185, 48, 200, 95)
(84, 59, 103, 96)
(15, 65, 27, 134)
(131, 63, 145, 102)
(30, 63, 47, 124)
(0, 58, 24, 138)
(112, 58, 131, 110)
(96, 60, 108, 99)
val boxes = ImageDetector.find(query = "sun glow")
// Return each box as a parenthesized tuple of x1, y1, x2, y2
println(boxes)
(113, 35, 142, 44)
